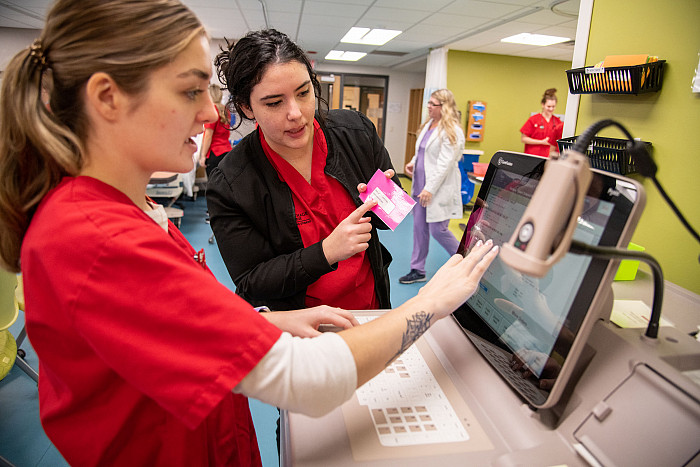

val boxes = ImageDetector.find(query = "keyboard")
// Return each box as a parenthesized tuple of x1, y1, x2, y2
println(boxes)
(469, 336, 547, 406)
(355, 316, 470, 447)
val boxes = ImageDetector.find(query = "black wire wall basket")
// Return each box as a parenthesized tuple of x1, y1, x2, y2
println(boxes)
(557, 136, 653, 175)
(566, 60, 665, 95)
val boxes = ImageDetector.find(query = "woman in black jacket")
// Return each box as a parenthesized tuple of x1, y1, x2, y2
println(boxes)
(207, 29, 398, 311)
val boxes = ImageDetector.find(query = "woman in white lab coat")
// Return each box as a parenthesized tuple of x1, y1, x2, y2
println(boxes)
(401, 89, 466, 284)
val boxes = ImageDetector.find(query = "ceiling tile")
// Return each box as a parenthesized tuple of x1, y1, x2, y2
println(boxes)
(361, 6, 431, 23)
(304, 1, 369, 18)
(421, 13, 496, 29)
(440, 0, 523, 19)
(299, 13, 356, 29)
(0, 0, 580, 68)
(374, 0, 453, 11)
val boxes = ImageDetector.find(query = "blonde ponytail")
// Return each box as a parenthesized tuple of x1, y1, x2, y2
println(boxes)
(0, 0, 204, 273)
(208, 84, 228, 126)
(0, 43, 83, 272)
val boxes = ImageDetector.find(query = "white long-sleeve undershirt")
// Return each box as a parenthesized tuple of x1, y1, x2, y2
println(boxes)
(234, 331, 357, 418)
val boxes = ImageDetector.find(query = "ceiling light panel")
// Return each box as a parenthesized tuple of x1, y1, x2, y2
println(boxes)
(340, 27, 402, 45)
(501, 33, 570, 46)
(325, 50, 367, 61)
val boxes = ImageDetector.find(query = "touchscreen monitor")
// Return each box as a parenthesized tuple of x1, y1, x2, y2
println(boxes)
(453, 151, 645, 409)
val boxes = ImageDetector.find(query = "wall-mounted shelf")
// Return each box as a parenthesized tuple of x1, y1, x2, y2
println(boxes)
(566, 60, 665, 95)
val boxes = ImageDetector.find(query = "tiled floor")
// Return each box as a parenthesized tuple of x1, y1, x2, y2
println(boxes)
(0, 187, 470, 467)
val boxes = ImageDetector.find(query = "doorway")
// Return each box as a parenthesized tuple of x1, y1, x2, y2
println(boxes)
(404, 88, 424, 168)
(318, 73, 388, 139)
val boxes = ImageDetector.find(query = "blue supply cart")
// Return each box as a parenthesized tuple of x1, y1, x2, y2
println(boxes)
(458, 149, 483, 206)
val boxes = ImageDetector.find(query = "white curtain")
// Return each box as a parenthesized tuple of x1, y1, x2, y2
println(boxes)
(422, 47, 448, 122)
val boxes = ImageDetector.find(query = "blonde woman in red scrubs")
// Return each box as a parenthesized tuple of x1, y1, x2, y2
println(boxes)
(197, 83, 232, 176)
(520, 88, 564, 157)
(0, 2, 498, 465)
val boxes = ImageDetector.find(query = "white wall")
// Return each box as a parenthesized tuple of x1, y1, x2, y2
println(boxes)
(0, 28, 40, 70)
(314, 62, 425, 172)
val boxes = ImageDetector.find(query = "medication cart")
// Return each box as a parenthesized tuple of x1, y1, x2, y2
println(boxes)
(281, 275, 700, 466)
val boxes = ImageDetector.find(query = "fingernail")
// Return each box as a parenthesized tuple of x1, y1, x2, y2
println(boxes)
(486, 239, 493, 245)
(475, 240, 483, 247)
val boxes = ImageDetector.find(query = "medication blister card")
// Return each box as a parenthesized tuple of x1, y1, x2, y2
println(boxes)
(355, 315, 470, 446)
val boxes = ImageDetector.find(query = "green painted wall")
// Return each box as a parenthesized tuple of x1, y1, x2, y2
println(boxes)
(446, 50, 570, 162)
(577, 0, 700, 293)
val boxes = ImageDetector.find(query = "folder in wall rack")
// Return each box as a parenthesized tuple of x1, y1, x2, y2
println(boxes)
(603, 55, 658, 88)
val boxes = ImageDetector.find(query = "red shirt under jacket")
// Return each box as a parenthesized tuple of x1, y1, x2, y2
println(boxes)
(259, 120, 378, 310)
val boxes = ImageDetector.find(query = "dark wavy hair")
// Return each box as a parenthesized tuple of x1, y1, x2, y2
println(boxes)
(215, 29, 328, 129)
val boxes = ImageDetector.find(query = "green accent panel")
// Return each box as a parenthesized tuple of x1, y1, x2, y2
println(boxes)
(578, 0, 700, 294)
(446, 50, 570, 165)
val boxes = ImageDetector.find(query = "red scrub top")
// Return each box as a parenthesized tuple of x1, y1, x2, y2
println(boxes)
(259, 121, 378, 310)
(520, 113, 563, 157)
(21, 176, 282, 466)
(204, 107, 233, 157)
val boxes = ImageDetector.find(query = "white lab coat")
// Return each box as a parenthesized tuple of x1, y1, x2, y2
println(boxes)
(409, 119, 465, 223)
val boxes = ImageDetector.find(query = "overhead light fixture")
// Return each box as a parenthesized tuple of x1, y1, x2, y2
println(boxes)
(325, 50, 367, 61)
(501, 33, 570, 46)
(340, 27, 402, 46)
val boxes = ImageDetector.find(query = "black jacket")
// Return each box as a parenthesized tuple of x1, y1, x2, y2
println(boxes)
(206, 109, 398, 311)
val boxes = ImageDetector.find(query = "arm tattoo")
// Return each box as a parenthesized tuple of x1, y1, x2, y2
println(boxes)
(386, 311, 434, 365)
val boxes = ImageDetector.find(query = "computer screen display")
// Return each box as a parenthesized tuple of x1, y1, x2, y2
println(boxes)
(453, 151, 644, 409)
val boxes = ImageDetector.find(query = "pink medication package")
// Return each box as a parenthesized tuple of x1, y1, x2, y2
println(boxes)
(359, 169, 416, 231)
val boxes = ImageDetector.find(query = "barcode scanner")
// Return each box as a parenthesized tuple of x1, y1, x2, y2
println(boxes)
(500, 150, 592, 278)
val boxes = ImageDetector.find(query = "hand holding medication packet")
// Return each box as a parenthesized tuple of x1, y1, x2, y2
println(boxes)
(359, 169, 416, 231)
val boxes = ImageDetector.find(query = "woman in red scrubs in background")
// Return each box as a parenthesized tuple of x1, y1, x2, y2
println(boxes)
(0, 1, 498, 465)
(197, 83, 232, 177)
(520, 88, 564, 158)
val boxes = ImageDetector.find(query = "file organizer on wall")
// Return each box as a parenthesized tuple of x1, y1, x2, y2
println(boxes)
(466, 100, 486, 142)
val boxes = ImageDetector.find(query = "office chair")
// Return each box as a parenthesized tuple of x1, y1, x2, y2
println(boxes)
(0, 270, 38, 384)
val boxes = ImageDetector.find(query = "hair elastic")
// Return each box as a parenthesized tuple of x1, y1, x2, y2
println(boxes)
(29, 39, 49, 70)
